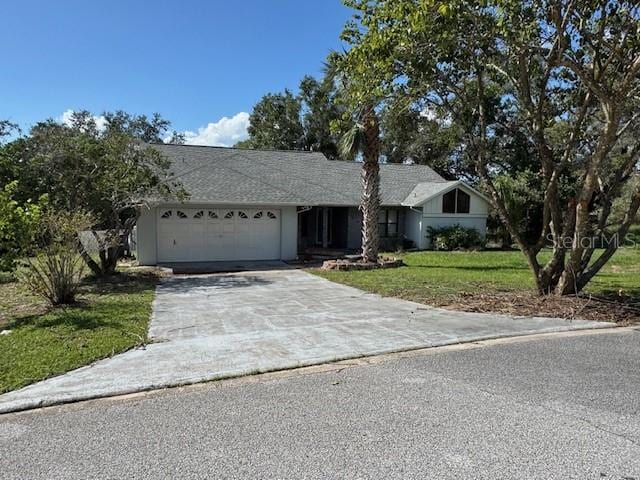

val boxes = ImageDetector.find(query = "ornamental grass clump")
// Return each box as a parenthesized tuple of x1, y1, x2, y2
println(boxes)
(20, 210, 93, 305)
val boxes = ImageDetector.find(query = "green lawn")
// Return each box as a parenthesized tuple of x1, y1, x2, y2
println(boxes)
(313, 248, 640, 320)
(0, 271, 158, 394)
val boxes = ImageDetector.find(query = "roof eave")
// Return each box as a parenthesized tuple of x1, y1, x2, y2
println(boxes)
(402, 180, 492, 207)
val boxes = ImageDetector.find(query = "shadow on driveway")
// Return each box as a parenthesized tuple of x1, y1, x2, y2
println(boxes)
(157, 274, 273, 294)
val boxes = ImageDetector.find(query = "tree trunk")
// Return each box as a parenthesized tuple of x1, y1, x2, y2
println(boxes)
(556, 115, 620, 295)
(99, 246, 120, 275)
(80, 228, 129, 277)
(360, 105, 381, 263)
(360, 161, 380, 263)
(557, 188, 640, 295)
(76, 237, 102, 276)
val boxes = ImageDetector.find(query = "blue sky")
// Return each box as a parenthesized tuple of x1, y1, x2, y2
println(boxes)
(1, 0, 352, 145)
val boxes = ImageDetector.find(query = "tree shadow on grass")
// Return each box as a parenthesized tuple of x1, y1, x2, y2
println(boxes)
(407, 264, 531, 271)
(81, 271, 159, 296)
(3, 272, 158, 331)
(587, 288, 640, 304)
(4, 300, 137, 331)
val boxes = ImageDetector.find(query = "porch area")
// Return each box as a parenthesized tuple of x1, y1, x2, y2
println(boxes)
(297, 206, 413, 257)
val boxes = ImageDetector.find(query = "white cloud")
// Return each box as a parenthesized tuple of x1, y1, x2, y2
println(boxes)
(58, 109, 250, 147)
(58, 109, 108, 131)
(178, 112, 250, 147)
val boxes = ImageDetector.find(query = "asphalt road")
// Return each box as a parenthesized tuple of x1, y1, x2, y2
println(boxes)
(1, 328, 639, 479)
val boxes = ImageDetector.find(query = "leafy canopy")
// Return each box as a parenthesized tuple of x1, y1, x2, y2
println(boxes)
(238, 69, 344, 159)
(0, 181, 45, 271)
(4, 110, 187, 275)
(339, 0, 640, 294)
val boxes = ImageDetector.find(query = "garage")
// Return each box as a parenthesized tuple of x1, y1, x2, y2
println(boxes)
(156, 207, 281, 262)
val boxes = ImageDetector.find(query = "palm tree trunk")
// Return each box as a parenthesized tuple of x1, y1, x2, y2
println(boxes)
(360, 105, 381, 263)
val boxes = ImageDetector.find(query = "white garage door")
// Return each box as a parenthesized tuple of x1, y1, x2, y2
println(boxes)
(157, 207, 281, 262)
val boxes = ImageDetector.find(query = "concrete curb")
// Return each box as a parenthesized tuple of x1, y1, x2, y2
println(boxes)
(0, 322, 619, 415)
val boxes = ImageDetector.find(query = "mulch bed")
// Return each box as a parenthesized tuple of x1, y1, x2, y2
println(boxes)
(321, 257, 405, 271)
(435, 291, 640, 325)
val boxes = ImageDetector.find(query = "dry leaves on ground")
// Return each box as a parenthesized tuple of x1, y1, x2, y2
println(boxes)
(436, 291, 640, 324)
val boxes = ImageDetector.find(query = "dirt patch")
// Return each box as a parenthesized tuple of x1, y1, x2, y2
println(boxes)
(0, 281, 48, 327)
(435, 291, 640, 324)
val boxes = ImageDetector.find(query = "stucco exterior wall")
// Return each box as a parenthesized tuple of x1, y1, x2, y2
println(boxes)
(280, 206, 298, 260)
(136, 206, 157, 265)
(411, 184, 489, 248)
(405, 208, 425, 249)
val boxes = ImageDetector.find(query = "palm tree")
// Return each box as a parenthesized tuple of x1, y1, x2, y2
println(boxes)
(339, 104, 381, 263)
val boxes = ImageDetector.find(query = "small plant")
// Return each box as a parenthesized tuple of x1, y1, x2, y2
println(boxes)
(427, 225, 484, 251)
(20, 210, 93, 305)
(379, 233, 403, 252)
(0, 181, 45, 272)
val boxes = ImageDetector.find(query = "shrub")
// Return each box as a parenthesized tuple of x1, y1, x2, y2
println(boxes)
(20, 210, 93, 305)
(378, 234, 403, 252)
(626, 225, 640, 245)
(0, 182, 44, 271)
(427, 225, 484, 251)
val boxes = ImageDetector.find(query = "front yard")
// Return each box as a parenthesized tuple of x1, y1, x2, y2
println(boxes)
(1, 248, 637, 396)
(0, 271, 158, 394)
(314, 248, 640, 323)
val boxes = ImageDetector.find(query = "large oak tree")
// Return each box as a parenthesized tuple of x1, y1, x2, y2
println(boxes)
(236, 69, 344, 159)
(10, 111, 186, 275)
(341, 0, 640, 295)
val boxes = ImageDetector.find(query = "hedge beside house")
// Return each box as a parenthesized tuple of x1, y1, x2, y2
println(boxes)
(427, 225, 484, 251)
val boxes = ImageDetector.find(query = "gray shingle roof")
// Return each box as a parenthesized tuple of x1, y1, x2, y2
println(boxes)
(402, 181, 459, 207)
(152, 144, 446, 206)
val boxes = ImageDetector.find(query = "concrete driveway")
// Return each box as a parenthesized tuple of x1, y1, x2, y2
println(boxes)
(0, 268, 612, 413)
